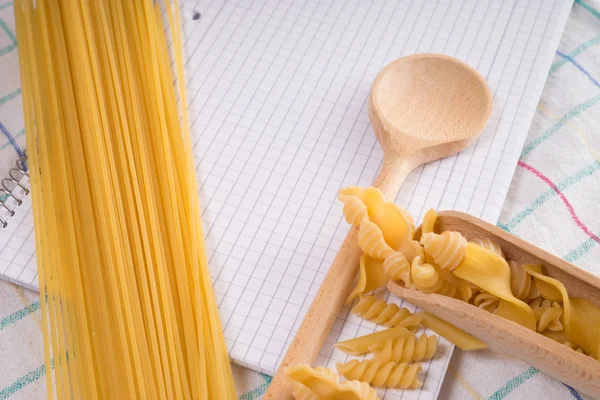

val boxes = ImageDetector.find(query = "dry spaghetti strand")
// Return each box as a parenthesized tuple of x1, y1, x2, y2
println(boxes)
(15, 0, 237, 398)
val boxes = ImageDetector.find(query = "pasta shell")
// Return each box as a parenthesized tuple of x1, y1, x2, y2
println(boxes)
(471, 237, 504, 258)
(285, 365, 380, 400)
(420, 231, 467, 271)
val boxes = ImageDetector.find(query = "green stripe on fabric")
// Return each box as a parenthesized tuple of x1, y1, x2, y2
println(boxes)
(0, 18, 16, 45)
(0, 128, 24, 150)
(0, 2, 12, 11)
(521, 95, 600, 157)
(550, 34, 600, 74)
(488, 367, 539, 400)
(0, 88, 21, 106)
(0, 44, 14, 56)
(238, 374, 272, 400)
(0, 364, 46, 400)
(501, 161, 600, 231)
(0, 301, 40, 331)
(576, 0, 600, 19)
(564, 233, 600, 262)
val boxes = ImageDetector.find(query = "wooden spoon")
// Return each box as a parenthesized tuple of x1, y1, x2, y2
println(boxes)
(264, 54, 493, 399)
(389, 211, 600, 399)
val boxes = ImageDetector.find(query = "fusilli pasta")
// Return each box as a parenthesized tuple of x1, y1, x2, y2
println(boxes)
(421, 208, 437, 235)
(346, 255, 389, 305)
(420, 231, 467, 271)
(473, 292, 499, 313)
(336, 360, 423, 388)
(340, 195, 369, 227)
(352, 295, 421, 328)
(358, 219, 395, 259)
(530, 297, 563, 332)
(471, 237, 504, 258)
(410, 256, 456, 296)
(382, 251, 411, 286)
(508, 260, 539, 301)
(369, 335, 438, 362)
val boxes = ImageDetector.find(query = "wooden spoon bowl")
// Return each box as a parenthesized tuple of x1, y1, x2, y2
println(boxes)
(265, 54, 493, 399)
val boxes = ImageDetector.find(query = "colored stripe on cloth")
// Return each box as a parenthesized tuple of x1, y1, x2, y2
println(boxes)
(576, 0, 600, 20)
(0, 121, 24, 159)
(0, 18, 16, 45)
(239, 374, 272, 400)
(499, 161, 600, 231)
(549, 34, 600, 74)
(537, 104, 600, 162)
(448, 365, 483, 400)
(0, 364, 45, 400)
(564, 232, 600, 262)
(521, 95, 600, 158)
(517, 160, 600, 246)
(488, 367, 539, 400)
(0, 128, 23, 150)
(0, 88, 20, 106)
(556, 50, 600, 88)
(0, 301, 40, 331)
(0, 2, 13, 11)
(564, 384, 583, 400)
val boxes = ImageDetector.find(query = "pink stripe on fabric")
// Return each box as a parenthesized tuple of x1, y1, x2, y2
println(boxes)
(517, 160, 600, 246)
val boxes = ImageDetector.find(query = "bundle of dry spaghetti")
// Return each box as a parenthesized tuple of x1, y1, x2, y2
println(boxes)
(15, 0, 236, 398)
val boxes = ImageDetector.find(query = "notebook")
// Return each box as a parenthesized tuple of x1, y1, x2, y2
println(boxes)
(0, 0, 571, 398)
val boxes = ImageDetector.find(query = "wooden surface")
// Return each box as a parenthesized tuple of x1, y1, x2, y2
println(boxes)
(264, 54, 493, 399)
(389, 211, 600, 399)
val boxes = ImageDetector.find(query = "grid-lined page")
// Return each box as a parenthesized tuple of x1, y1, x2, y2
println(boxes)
(0, 0, 571, 398)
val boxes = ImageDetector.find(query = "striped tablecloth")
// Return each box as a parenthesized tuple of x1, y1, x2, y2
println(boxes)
(1, 0, 599, 398)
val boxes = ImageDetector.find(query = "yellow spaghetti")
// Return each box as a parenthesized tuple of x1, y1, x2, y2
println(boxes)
(15, 0, 236, 398)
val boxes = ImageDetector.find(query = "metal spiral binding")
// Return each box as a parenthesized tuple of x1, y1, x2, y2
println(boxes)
(0, 151, 29, 228)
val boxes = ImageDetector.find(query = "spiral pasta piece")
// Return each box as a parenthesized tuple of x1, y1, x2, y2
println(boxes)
(336, 360, 423, 389)
(411, 256, 441, 293)
(382, 251, 411, 286)
(291, 383, 319, 400)
(508, 260, 538, 301)
(285, 365, 380, 400)
(410, 256, 458, 297)
(420, 231, 467, 271)
(399, 207, 415, 233)
(421, 209, 437, 235)
(352, 295, 421, 328)
(530, 297, 563, 332)
(338, 186, 423, 262)
(358, 219, 395, 259)
(471, 237, 504, 258)
(340, 196, 369, 227)
(473, 292, 499, 313)
(346, 256, 389, 305)
(369, 335, 438, 363)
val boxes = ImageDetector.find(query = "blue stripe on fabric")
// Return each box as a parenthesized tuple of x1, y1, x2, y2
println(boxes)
(0, 121, 25, 162)
(556, 50, 600, 88)
(564, 384, 583, 400)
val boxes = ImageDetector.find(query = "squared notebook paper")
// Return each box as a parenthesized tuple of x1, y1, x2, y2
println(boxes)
(0, 0, 571, 398)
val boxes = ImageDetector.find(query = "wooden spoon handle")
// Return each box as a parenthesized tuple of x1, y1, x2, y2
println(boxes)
(264, 158, 412, 399)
